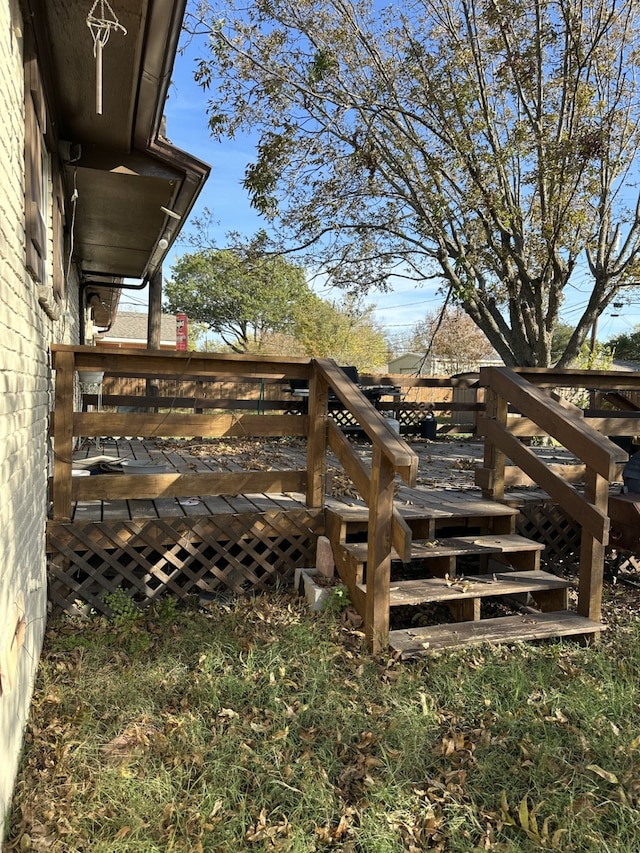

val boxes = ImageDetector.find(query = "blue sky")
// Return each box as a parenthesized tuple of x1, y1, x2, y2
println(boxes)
(119, 24, 640, 346)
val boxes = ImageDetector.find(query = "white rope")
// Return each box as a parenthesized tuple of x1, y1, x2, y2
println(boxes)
(86, 1, 127, 115)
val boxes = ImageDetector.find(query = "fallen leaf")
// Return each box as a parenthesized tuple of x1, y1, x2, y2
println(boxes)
(218, 708, 239, 719)
(586, 764, 619, 785)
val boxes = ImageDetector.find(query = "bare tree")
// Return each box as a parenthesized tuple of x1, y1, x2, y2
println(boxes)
(410, 307, 496, 368)
(190, 0, 640, 365)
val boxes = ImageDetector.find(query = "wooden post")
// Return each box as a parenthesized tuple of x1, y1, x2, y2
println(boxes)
(482, 387, 507, 501)
(365, 447, 396, 653)
(577, 467, 608, 621)
(52, 350, 75, 521)
(147, 266, 162, 408)
(306, 366, 328, 508)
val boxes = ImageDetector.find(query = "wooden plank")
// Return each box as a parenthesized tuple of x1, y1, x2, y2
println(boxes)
(398, 485, 518, 518)
(480, 417, 610, 543)
(54, 344, 313, 380)
(506, 416, 550, 437)
(72, 470, 307, 501)
(327, 420, 370, 501)
(306, 369, 328, 508)
(389, 611, 604, 656)
(511, 366, 640, 392)
(87, 395, 300, 411)
(152, 497, 188, 517)
(577, 468, 608, 622)
(74, 412, 307, 438)
(476, 463, 591, 489)
(197, 495, 239, 514)
(345, 533, 544, 563)
(72, 501, 102, 521)
(102, 499, 130, 520)
(482, 389, 507, 499)
(583, 416, 640, 434)
(366, 448, 396, 653)
(127, 499, 158, 519)
(373, 570, 572, 606)
(315, 358, 418, 484)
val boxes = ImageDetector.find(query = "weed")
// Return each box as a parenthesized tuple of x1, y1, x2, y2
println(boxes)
(152, 594, 179, 625)
(103, 588, 150, 655)
(104, 587, 141, 628)
(322, 583, 351, 614)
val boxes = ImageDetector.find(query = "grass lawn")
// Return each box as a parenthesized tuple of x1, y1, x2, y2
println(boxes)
(4, 588, 640, 852)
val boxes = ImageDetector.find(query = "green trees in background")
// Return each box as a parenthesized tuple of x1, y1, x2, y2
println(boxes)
(164, 235, 309, 353)
(164, 235, 388, 369)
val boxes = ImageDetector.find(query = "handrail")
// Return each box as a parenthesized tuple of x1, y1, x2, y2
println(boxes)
(483, 368, 627, 482)
(477, 366, 630, 623)
(312, 359, 418, 650)
(50, 346, 315, 521)
(314, 358, 418, 485)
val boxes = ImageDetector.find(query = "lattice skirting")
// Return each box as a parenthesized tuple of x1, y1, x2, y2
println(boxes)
(46, 509, 324, 615)
(331, 404, 442, 434)
(515, 500, 581, 564)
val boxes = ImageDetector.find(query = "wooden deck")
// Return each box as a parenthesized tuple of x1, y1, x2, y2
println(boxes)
(48, 348, 637, 650)
(49, 435, 525, 617)
(69, 437, 312, 521)
(65, 436, 519, 523)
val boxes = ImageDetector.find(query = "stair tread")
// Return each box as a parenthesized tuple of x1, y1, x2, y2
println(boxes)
(389, 611, 605, 656)
(358, 570, 572, 606)
(344, 533, 544, 562)
(326, 492, 518, 523)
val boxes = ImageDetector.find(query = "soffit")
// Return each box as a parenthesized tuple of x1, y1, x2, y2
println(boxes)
(24, 0, 210, 285)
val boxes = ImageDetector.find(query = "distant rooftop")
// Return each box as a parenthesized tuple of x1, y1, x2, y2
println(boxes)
(99, 312, 177, 345)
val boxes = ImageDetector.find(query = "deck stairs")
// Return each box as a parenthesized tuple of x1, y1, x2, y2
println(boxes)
(325, 491, 604, 657)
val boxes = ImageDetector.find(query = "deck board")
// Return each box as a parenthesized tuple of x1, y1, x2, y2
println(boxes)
(64, 437, 530, 524)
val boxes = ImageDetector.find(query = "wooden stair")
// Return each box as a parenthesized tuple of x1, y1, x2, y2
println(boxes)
(389, 611, 604, 658)
(325, 492, 605, 654)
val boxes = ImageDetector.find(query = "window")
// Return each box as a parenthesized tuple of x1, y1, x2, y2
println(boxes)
(24, 29, 47, 284)
(24, 25, 65, 301)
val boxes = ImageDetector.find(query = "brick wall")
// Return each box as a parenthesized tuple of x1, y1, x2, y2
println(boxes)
(0, 0, 79, 829)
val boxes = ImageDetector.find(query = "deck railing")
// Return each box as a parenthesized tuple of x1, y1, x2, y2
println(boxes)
(476, 367, 630, 622)
(51, 346, 418, 648)
(51, 346, 313, 521)
(88, 371, 484, 434)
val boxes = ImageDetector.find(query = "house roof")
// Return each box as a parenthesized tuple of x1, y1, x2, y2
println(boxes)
(23, 0, 210, 324)
(100, 311, 177, 344)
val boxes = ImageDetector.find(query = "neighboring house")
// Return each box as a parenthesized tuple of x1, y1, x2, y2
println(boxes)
(388, 352, 503, 375)
(0, 0, 208, 828)
(96, 311, 178, 349)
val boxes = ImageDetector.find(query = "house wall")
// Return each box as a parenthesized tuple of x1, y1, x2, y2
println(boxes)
(0, 0, 79, 831)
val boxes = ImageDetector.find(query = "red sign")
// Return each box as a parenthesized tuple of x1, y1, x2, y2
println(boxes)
(176, 314, 188, 351)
